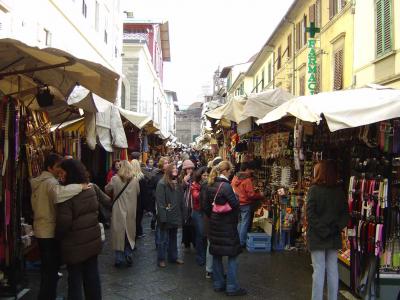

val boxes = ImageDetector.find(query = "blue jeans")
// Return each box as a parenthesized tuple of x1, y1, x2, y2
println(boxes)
(192, 210, 206, 266)
(206, 240, 213, 273)
(115, 235, 133, 265)
(157, 226, 178, 263)
(311, 250, 339, 300)
(213, 255, 239, 292)
(238, 204, 252, 246)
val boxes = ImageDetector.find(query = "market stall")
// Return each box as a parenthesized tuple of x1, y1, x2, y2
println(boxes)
(0, 38, 120, 297)
(256, 85, 400, 299)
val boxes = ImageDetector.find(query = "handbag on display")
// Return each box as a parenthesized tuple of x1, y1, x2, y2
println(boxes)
(212, 182, 232, 214)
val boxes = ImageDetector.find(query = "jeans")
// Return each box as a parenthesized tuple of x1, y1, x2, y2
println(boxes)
(212, 255, 239, 293)
(177, 227, 184, 261)
(192, 210, 206, 265)
(157, 226, 178, 262)
(115, 235, 133, 265)
(238, 204, 252, 246)
(67, 255, 102, 300)
(311, 250, 339, 300)
(37, 238, 60, 300)
(206, 240, 213, 273)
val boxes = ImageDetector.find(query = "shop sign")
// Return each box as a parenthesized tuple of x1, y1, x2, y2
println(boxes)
(308, 39, 317, 95)
(306, 22, 320, 95)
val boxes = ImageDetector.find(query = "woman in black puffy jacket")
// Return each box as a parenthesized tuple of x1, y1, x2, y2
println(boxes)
(202, 161, 247, 297)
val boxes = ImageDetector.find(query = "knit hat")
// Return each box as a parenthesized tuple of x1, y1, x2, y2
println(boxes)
(182, 159, 195, 170)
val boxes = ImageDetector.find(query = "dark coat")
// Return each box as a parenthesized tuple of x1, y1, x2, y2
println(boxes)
(202, 177, 241, 257)
(306, 184, 349, 251)
(155, 178, 184, 228)
(56, 188, 102, 265)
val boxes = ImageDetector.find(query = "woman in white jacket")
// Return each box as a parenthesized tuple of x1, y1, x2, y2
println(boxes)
(105, 160, 140, 267)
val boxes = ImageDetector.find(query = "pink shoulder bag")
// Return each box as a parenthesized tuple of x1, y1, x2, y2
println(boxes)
(212, 182, 232, 214)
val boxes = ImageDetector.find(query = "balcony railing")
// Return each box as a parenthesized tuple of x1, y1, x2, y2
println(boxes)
(123, 32, 149, 45)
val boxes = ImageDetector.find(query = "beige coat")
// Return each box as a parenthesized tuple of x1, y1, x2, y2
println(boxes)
(105, 175, 139, 251)
(30, 171, 82, 238)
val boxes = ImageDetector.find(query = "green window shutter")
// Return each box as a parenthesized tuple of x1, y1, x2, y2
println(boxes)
(383, 0, 392, 53)
(376, 0, 393, 57)
(376, 0, 383, 56)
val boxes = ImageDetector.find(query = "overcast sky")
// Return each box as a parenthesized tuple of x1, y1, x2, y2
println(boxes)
(129, 0, 294, 109)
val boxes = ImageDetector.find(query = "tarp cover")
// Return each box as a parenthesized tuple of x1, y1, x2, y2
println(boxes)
(257, 85, 400, 132)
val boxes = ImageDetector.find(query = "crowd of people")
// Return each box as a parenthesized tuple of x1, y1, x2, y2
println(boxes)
(30, 150, 349, 300)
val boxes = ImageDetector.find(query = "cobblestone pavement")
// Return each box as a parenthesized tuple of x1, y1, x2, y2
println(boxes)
(22, 216, 349, 300)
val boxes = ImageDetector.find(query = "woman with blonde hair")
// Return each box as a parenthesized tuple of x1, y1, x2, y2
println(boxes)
(131, 159, 148, 239)
(105, 160, 140, 267)
(202, 161, 246, 296)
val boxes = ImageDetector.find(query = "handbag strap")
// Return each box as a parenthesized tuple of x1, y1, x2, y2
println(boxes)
(112, 178, 131, 208)
(212, 182, 224, 205)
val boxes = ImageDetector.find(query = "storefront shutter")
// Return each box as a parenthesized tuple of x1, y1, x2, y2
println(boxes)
(333, 49, 344, 90)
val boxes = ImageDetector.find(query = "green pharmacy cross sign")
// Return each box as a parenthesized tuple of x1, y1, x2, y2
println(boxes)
(306, 22, 320, 38)
(306, 22, 320, 95)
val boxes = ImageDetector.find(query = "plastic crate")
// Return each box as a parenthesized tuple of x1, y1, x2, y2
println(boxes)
(246, 233, 272, 252)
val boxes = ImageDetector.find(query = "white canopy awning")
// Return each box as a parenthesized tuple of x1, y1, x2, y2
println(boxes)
(257, 85, 400, 132)
(0, 38, 119, 103)
(206, 88, 293, 124)
(118, 107, 159, 133)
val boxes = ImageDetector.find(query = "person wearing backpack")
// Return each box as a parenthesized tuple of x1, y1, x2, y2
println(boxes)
(105, 160, 140, 268)
(202, 161, 247, 297)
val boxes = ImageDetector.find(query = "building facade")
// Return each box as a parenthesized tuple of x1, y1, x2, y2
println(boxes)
(176, 102, 202, 146)
(122, 19, 174, 136)
(354, 0, 400, 88)
(0, 0, 122, 74)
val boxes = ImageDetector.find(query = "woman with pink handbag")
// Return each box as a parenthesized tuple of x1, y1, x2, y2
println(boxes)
(201, 161, 247, 297)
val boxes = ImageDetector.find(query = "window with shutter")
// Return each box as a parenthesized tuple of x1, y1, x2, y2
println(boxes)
(316, 0, 321, 27)
(277, 46, 282, 70)
(329, 0, 335, 19)
(376, 0, 392, 57)
(333, 49, 344, 90)
(299, 75, 306, 96)
(296, 22, 301, 50)
(303, 15, 307, 46)
(309, 4, 316, 23)
(287, 34, 292, 58)
(315, 64, 321, 94)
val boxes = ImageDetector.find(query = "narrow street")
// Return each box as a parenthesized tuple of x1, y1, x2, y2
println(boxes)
(23, 216, 348, 300)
